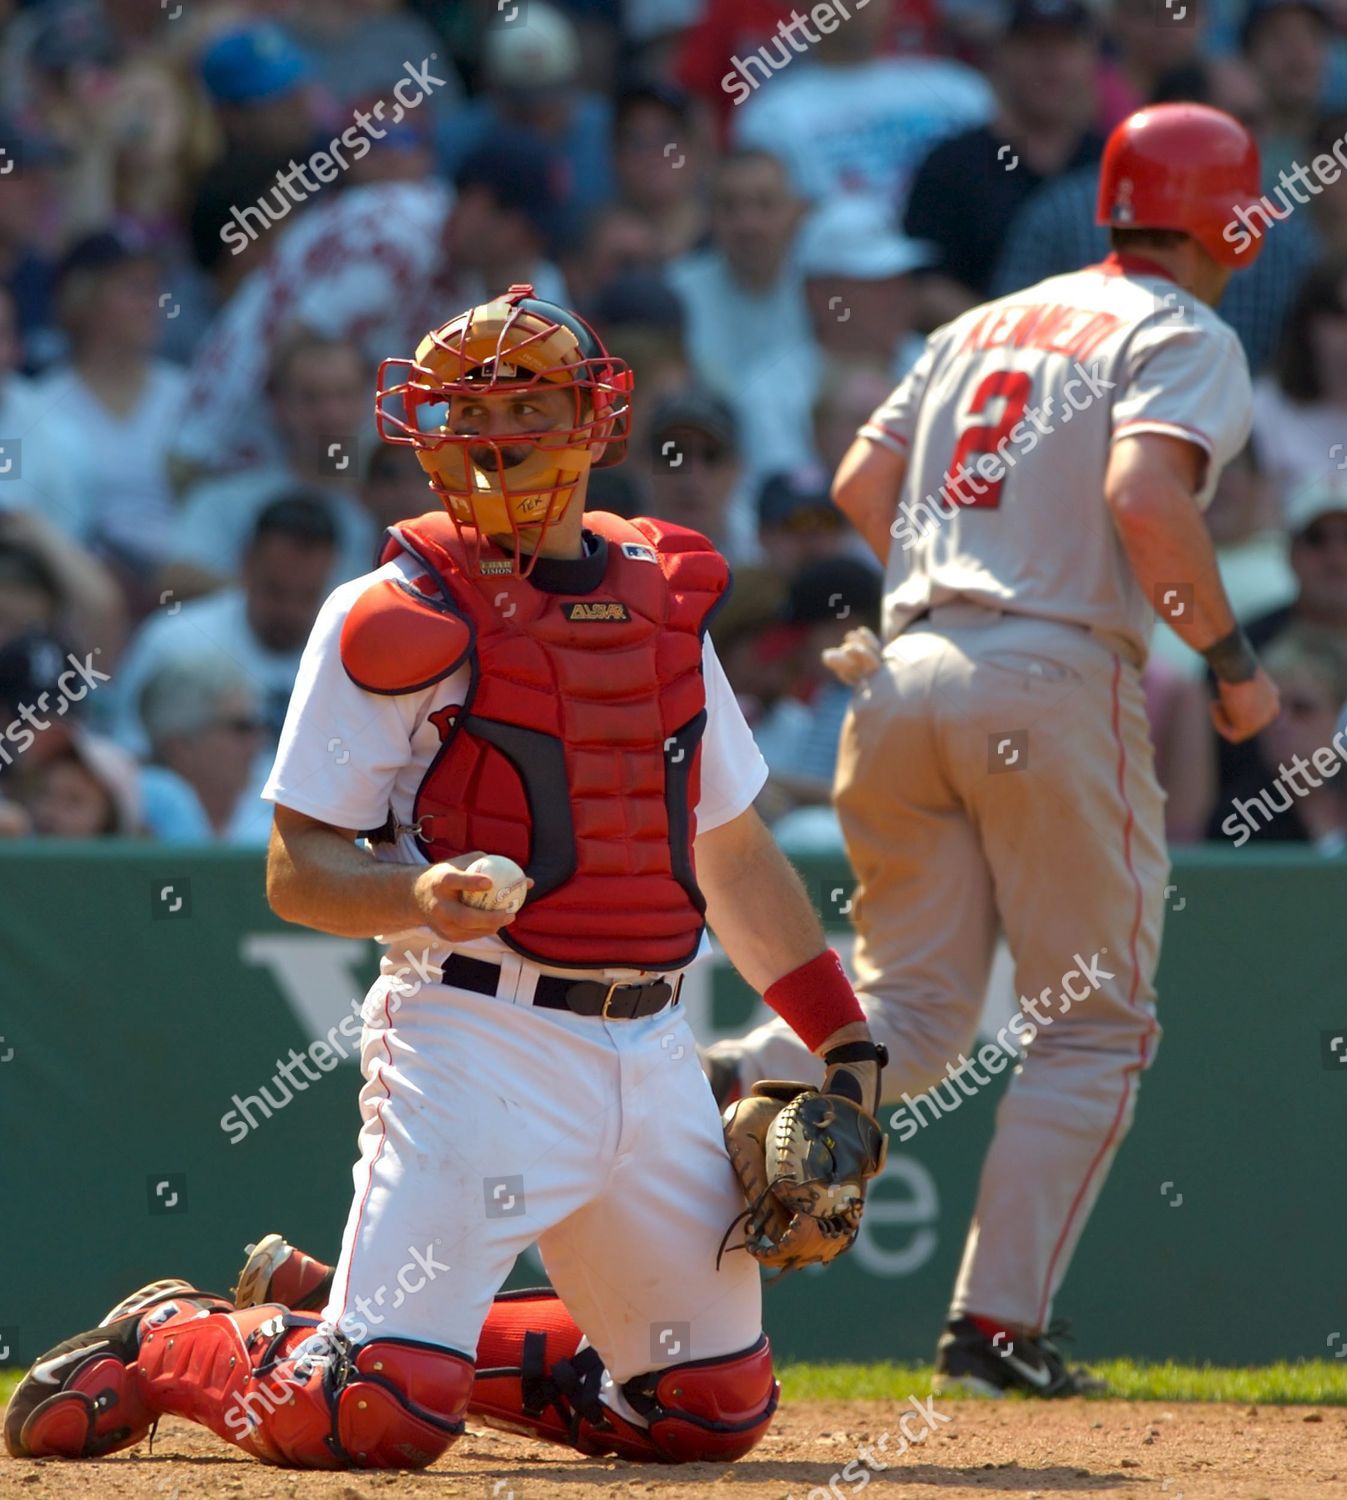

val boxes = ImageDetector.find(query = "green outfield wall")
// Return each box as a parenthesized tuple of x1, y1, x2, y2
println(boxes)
(0, 844, 1343, 1370)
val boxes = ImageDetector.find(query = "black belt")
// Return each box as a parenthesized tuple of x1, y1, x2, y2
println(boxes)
(439, 953, 680, 1020)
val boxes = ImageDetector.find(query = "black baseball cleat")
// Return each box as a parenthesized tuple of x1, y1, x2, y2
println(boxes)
(933, 1317, 1107, 1398)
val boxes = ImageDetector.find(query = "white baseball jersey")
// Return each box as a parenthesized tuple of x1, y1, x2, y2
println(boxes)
(261, 554, 768, 972)
(861, 254, 1253, 662)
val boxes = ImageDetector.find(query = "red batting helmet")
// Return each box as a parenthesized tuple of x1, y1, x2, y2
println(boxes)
(1096, 103, 1264, 269)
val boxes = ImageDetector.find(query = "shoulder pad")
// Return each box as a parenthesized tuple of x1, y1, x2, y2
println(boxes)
(339, 576, 471, 695)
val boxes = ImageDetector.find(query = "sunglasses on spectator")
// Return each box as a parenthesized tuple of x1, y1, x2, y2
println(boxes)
(214, 716, 264, 734)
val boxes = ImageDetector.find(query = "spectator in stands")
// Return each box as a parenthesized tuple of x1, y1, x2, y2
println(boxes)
(17, 732, 144, 838)
(1251, 253, 1347, 504)
(753, 555, 883, 815)
(560, 203, 662, 322)
(1211, 624, 1347, 847)
(359, 441, 435, 534)
(1211, 475, 1347, 837)
(139, 655, 268, 843)
(171, 131, 569, 479)
(1247, 474, 1347, 651)
(645, 389, 745, 554)
(0, 112, 67, 371)
(162, 331, 376, 599)
(35, 227, 187, 593)
(439, 3, 611, 216)
(588, 270, 690, 495)
(1307, 110, 1347, 254)
(0, 624, 203, 841)
(667, 149, 814, 487)
(675, 0, 940, 134)
(344, 101, 439, 188)
(1241, 0, 1335, 180)
(798, 195, 928, 372)
(729, 0, 993, 213)
(904, 0, 1104, 322)
(755, 470, 850, 575)
(0, 512, 126, 662)
(1095, 0, 1207, 131)
(199, 23, 322, 163)
(110, 496, 338, 756)
(611, 79, 709, 262)
(285, 0, 462, 127)
(811, 360, 897, 479)
(0, 283, 93, 541)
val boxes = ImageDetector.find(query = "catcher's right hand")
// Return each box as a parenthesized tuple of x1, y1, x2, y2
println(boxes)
(720, 1042, 887, 1278)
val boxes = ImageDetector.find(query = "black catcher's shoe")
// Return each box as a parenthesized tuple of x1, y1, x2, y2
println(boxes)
(933, 1317, 1107, 1398)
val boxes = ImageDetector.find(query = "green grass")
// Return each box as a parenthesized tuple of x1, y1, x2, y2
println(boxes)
(779, 1360, 1347, 1405)
(4, 1361, 1343, 1412)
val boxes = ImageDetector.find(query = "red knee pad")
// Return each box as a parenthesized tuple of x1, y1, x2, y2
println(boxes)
(627, 1336, 778, 1462)
(335, 1340, 474, 1469)
(470, 1290, 775, 1465)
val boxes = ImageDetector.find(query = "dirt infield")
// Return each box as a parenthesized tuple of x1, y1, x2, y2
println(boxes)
(4, 1400, 1346, 1499)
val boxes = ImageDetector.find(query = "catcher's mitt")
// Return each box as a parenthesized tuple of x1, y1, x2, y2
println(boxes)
(721, 1072, 887, 1278)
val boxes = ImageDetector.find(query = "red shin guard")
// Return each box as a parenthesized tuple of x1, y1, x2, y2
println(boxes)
(137, 1302, 472, 1469)
(469, 1289, 777, 1463)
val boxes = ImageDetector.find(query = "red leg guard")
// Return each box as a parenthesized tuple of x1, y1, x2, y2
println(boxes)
(469, 1290, 778, 1463)
(138, 1302, 472, 1469)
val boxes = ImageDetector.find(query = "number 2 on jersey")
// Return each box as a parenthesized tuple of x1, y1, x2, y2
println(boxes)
(941, 369, 1031, 511)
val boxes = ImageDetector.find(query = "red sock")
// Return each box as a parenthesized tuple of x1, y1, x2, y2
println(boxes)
(968, 1312, 1023, 1343)
(475, 1289, 583, 1372)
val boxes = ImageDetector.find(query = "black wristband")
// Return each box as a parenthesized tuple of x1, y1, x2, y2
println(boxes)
(823, 1041, 889, 1068)
(1202, 627, 1259, 684)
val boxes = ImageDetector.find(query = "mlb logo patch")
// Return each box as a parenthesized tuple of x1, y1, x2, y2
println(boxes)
(621, 543, 658, 564)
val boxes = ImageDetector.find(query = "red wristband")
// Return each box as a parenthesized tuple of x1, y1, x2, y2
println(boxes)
(762, 949, 864, 1054)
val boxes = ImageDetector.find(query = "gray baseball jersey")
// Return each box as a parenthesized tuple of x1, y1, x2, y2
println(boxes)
(861, 254, 1253, 662)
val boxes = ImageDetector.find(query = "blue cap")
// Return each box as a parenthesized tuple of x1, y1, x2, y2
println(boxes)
(201, 24, 312, 105)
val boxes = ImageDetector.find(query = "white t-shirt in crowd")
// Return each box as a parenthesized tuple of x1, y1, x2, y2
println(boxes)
(0, 375, 95, 540)
(35, 361, 188, 563)
(262, 554, 769, 966)
(169, 465, 379, 589)
(732, 57, 993, 212)
(106, 588, 305, 756)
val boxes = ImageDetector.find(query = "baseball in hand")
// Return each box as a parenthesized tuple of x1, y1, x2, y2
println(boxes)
(459, 854, 528, 914)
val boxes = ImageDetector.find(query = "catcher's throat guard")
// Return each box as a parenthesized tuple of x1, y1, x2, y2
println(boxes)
(376, 284, 633, 574)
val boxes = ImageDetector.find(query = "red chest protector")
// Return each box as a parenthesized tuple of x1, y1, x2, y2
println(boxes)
(340, 510, 730, 970)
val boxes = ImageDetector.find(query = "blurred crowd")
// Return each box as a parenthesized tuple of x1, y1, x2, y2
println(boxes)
(1, 0, 1345, 850)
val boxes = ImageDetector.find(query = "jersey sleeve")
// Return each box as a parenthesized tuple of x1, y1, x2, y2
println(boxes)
(1110, 318, 1253, 508)
(695, 634, 768, 833)
(261, 564, 431, 831)
(858, 340, 937, 456)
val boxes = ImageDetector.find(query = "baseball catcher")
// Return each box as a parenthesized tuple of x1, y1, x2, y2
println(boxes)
(5, 286, 886, 1472)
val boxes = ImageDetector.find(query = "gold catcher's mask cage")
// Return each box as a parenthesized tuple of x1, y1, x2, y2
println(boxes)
(376, 283, 633, 575)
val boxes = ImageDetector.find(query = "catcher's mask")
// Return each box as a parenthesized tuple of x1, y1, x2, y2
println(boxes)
(376, 284, 633, 575)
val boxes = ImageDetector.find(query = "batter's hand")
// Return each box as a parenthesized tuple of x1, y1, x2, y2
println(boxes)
(821, 626, 883, 686)
(410, 853, 523, 942)
(1211, 667, 1280, 744)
